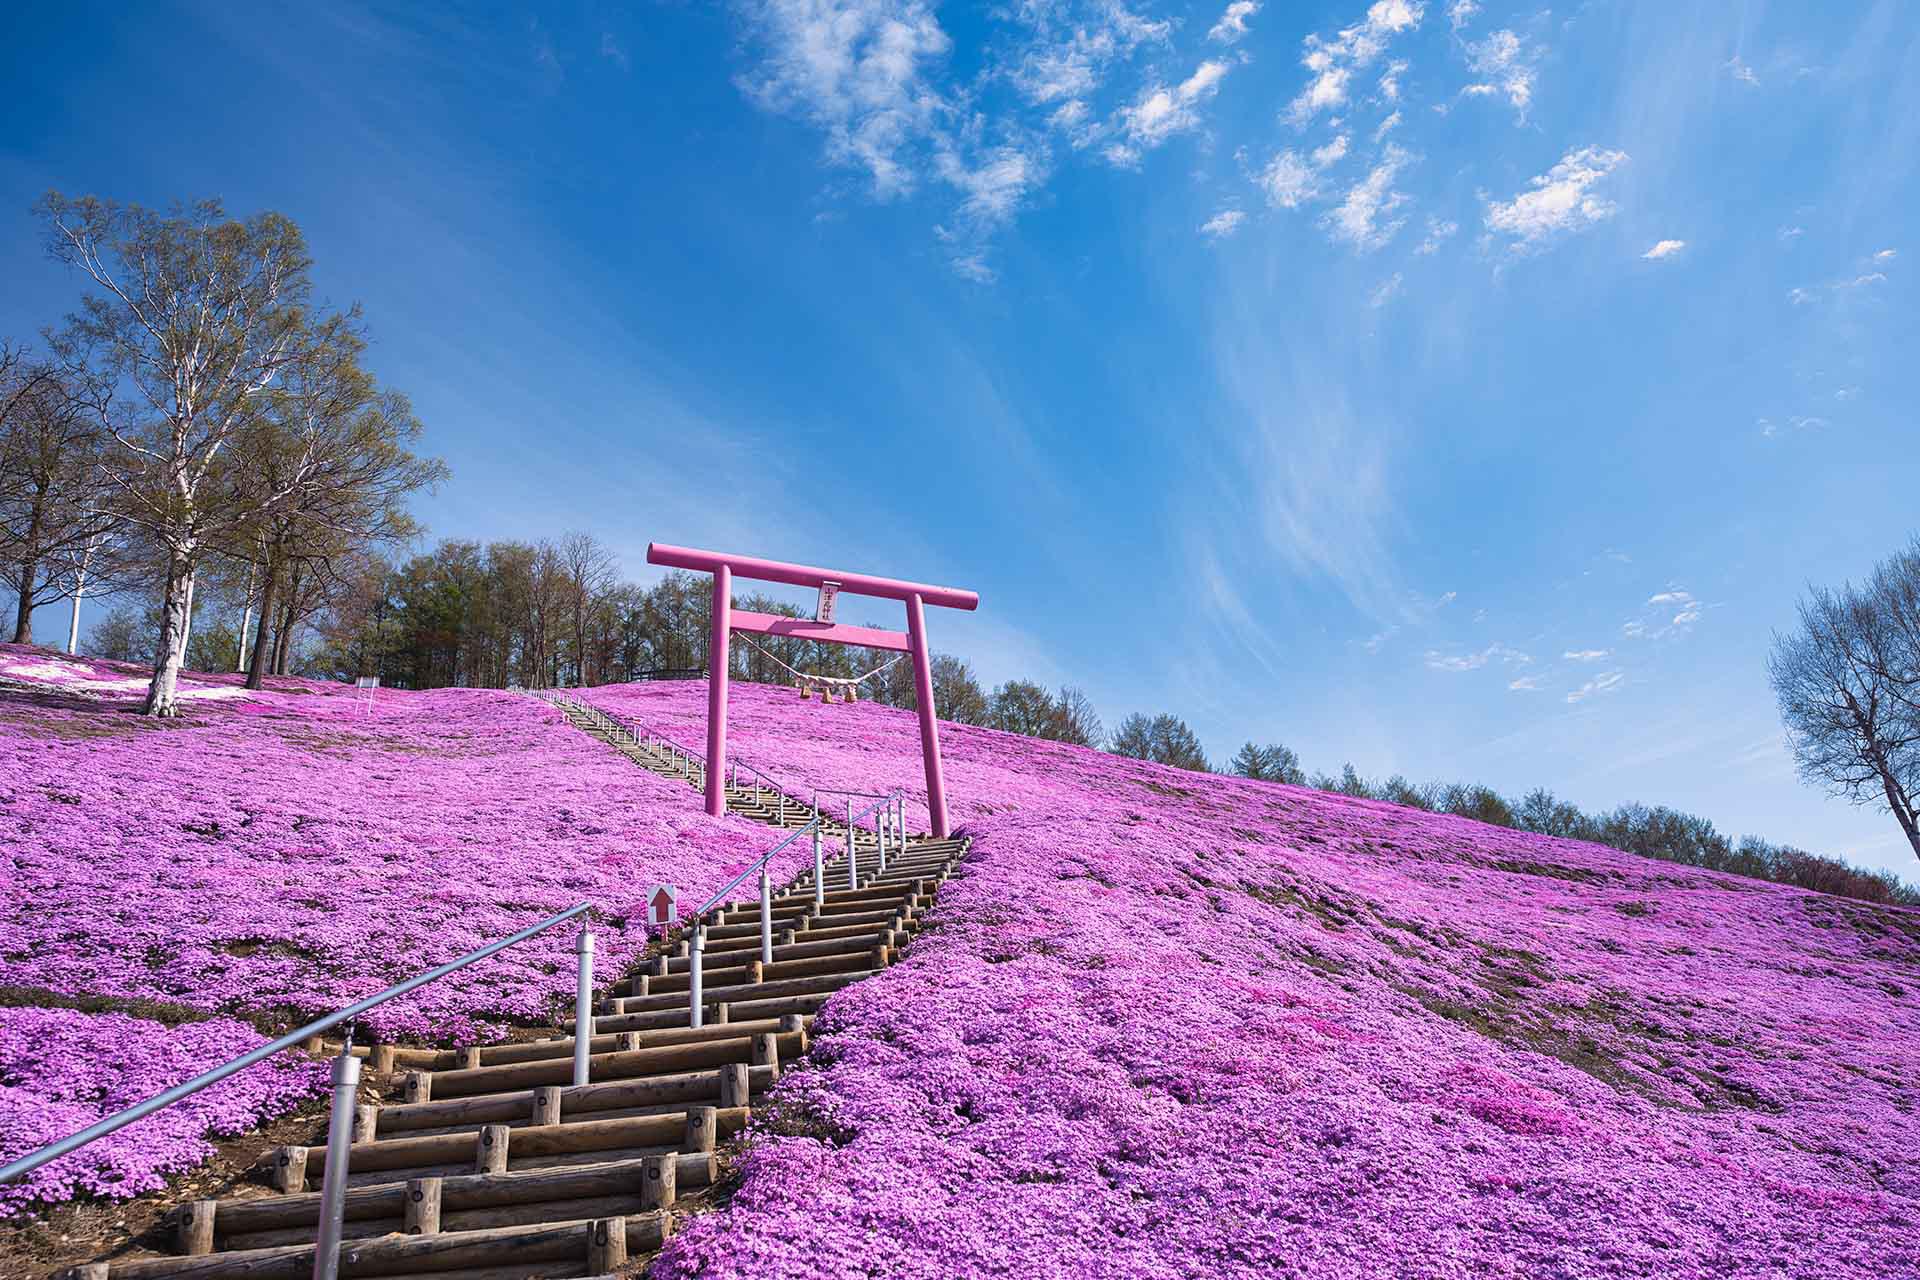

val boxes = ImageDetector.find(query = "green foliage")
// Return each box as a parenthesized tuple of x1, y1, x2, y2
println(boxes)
(1231, 742, 1304, 784)
(1110, 712, 1209, 771)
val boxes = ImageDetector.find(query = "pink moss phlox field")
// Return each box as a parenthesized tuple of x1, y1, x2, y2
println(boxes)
(579, 681, 1920, 1279)
(0, 647, 815, 1214)
(0, 1007, 325, 1218)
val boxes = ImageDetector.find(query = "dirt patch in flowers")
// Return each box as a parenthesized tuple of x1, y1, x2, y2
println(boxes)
(0, 1098, 332, 1279)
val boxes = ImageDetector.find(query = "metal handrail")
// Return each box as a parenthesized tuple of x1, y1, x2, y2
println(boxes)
(694, 815, 825, 918)
(681, 789, 902, 1030)
(560, 696, 808, 816)
(1, 902, 595, 1280)
(0, 901, 593, 1188)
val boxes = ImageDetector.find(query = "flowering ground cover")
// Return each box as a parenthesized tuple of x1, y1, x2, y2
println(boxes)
(579, 680, 1920, 1279)
(0, 1007, 325, 1218)
(0, 646, 811, 1218)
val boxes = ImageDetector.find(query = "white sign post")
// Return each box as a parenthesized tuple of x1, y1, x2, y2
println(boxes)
(354, 675, 380, 712)
(815, 580, 840, 624)
(647, 884, 679, 929)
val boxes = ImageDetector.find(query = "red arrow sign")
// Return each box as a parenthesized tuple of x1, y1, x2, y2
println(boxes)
(647, 885, 678, 927)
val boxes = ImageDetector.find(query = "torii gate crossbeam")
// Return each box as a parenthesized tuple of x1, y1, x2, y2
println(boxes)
(646, 543, 980, 838)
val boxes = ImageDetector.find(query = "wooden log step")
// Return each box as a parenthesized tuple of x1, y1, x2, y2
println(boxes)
(772, 881, 929, 907)
(700, 915, 809, 943)
(645, 951, 873, 994)
(637, 960, 759, 995)
(591, 994, 828, 1034)
(657, 933, 886, 974)
(604, 973, 867, 1017)
(486, 1017, 798, 1066)
(220, 1156, 697, 1236)
(87, 1213, 672, 1279)
(425, 1031, 801, 1097)
(222, 1191, 656, 1253)
(793, 906, 914, 930)
(307, 1109, 744, 1183)
(374, 1063, 776, 1136)
(786, 918, 915, 945)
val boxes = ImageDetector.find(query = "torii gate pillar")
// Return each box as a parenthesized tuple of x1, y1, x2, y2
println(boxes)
(648, 543, 979, 839)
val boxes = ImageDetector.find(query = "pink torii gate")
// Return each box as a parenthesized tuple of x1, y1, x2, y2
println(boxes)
(646, 543, 980, 839)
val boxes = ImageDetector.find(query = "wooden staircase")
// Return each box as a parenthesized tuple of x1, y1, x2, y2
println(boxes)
(56, 703, 966, 1280)
(551, 701, 886, 850)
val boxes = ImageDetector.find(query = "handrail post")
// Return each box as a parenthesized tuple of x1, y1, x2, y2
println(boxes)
(688, 927, 705, 1029)
(847, 798, 858, 892)
(573, 928, 595, 1088)
(760, 866, 773, 967)
(810, 821, 825, 909)
(312, 1049, 361, 1280)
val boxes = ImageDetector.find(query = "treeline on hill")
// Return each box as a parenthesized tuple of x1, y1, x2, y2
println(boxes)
(41, 524, 1920, 911)
(0, 194, 443, 716)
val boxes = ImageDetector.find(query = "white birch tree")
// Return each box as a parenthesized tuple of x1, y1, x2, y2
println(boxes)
(41, 194, 312, 714)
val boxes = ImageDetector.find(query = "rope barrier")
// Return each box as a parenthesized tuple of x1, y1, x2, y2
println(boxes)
(735, 632, 906, 703)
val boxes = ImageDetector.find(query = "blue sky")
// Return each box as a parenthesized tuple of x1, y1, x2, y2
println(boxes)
(3, 2, 1916, 873)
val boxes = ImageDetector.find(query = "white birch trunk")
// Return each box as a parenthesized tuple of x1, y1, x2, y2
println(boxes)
(236, 561, 256, 673)
(144, 548, 194, 716)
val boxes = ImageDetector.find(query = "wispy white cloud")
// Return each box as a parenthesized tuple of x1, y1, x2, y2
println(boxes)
(1012, 3, 1168, 107)
(734, 0, 953, 200)
(1109, 58, 1232, 163)
(1563, 648, 1610, 661)
(1286, 0, 1427, 125)
(1208, 1, 1260, 45)
(1313, 134, 1352, 168)
(1463, 28, 1538, 118)
(1447, 0, 1479, 31)
(1632, 588, 1705, 633)
(1426, 642, 1531, 672)
(1372, 109, 1403, 141)
(1509, 674, 1543, 691)
(1369, 272, 1404, 307)
(1484, 146, 1628, 251)
(1258, 149, 1322, 208)
(1874, 247, 1898, 261)
(1791, 270, 1891, 305)
(1778, 225, 1805, 242)
(1379, 59, 1409, 101)
(1726, 55, 1760, 86)
(1642, 238, 1687, 260)
(1566, 670, 1625, 703)
(936, 145, 1042, 226)
(1324, 143, 1413, 251)
(950, 252, 996, 283)
(1201, 209, 1247, 239)
(1416, 215, 1458, 254)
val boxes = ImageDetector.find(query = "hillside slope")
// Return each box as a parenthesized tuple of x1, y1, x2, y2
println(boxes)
(581, 681, 1919, 1279)
(0, 648, 800, 1218)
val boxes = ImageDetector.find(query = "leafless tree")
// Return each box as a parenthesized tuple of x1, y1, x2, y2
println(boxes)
(0, 344, 133, 644)
(558, 531, 617, 685)
(1770, 543, 1920, 862)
